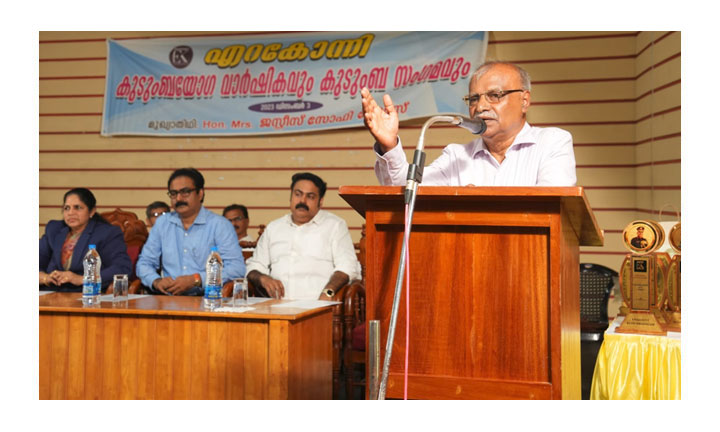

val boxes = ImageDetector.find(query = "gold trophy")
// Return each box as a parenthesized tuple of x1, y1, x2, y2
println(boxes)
(616, 220, 667, 335)
(665, 223, 681, 331)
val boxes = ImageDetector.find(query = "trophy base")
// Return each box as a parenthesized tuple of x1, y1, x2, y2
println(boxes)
(615, 310, 667, 336)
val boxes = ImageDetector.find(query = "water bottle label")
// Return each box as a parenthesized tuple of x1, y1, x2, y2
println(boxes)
(205, 284, 221, 300)
(83, 282, 101, 297)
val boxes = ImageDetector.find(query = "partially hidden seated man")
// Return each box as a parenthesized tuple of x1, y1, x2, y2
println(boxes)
(246, 172, 361, 300)
(136, 168, 246, 295)
(145, 200, 170, 229)
(223, 204, 254, 246)
(361, 61, 577, 187)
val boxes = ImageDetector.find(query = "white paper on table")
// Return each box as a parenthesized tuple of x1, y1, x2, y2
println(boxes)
(213, 306, 255, 313)
(270, 299, 341, 309)
(221, 297, 271, 307)
(39, 291, 55, 296)
(244, 297, 272, 305)
(78, 294, 150, 302)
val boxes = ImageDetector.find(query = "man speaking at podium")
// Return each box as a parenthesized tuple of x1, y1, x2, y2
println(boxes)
(361, 61, 577, 187)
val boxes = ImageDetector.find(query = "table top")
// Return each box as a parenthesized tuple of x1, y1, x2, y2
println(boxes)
(39, 291, 335, 321)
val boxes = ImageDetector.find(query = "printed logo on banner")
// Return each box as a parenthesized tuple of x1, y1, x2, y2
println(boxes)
(169, 46, 193, 69)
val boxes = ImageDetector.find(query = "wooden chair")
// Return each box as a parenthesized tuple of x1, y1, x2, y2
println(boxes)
(219, 226, 265, 298)
(343, 224, 367, 399)
(238, 223, 265, 249)
(100, 208, 149, 293)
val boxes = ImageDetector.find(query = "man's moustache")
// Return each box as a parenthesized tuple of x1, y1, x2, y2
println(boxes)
(175, 201, 188, 208)
(295, 203, 309, 211)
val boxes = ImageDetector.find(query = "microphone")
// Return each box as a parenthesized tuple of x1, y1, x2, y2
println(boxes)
(452, 116, 486, 135)
(405, 115, 487, 198)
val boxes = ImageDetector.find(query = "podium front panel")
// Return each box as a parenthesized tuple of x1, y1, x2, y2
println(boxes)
(344, 187, 590, 400)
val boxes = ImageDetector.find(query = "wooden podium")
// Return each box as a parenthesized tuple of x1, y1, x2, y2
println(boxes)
(339, 186, 603, 400)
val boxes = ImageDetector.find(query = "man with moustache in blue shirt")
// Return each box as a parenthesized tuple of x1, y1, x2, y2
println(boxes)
(136, 168, 246, 295)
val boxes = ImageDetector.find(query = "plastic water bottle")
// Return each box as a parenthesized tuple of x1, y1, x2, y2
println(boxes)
(82, 244, 102, 306)
(203, 246, 223, 309)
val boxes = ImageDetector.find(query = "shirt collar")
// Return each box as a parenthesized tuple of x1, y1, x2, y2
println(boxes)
(284, 209, 326, 227)
(472, 121, 535, 158)
(168, 206, 208, 227)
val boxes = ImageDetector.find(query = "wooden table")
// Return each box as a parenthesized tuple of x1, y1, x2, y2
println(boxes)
(39, 292, 333, 399)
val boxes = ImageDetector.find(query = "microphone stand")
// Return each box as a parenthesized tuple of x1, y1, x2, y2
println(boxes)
(376, 115, 460, 400)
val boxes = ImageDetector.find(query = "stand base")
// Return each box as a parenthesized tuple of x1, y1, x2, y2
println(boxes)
(664, 310, 681, 332)
(615, 310, 667, 335)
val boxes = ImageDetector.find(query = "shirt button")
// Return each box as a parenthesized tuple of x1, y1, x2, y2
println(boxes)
(185, 232, 188, 236)
(183, 266, 187, 270)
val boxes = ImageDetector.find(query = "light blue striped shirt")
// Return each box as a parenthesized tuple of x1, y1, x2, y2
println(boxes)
(137, 206, 246, 295)
(374, 122, 577, 187)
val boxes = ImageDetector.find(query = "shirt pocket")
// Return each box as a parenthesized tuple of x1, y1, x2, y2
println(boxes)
(269, 238, 292, 266)
(299, 231, 334, 263)
(190, 246, 208, 266)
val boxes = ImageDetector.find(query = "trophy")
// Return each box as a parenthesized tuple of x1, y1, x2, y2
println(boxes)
(664, 223, 681, 331)
(616, 220, 668, 335)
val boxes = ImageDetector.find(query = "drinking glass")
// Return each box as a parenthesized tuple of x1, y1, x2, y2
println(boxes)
(113, 274, 129, 302)
(232, 278, 248, 307)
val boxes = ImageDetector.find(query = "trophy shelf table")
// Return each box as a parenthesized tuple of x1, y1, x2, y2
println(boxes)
(590, 316, 681, 400)
(39, 292, 333, 399)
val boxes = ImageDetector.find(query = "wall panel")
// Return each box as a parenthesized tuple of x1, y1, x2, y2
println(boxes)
(39, 60, 107, 77)
(635, 111, 681, 145)
(39, 79, 106, 95)
(574, 145, 635, 165)
(509, 60, 636, 82)
(39, 30, 681, 277)
(531, 81, 635, 102)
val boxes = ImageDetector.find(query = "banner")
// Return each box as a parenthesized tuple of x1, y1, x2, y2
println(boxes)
(102, 31, 488, 136)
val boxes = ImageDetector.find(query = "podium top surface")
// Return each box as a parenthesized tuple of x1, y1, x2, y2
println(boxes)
(339, 186, 603, 246)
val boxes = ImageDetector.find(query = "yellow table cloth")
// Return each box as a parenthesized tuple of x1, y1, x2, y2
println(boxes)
(590, 316, 681, 400)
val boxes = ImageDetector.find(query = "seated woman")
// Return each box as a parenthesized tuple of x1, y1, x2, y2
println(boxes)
(39, 188, 132, 292)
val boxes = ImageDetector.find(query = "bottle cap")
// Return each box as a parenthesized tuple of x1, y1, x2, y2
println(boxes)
(210, 246, 218, 252)
(89, 244, 96, 249)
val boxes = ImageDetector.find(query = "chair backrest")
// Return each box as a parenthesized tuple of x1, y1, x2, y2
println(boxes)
(579, 263, 617, 331)
(100, 208, 149, 281)
(358, 224, 366, 281)
(256, 224, 266, 240)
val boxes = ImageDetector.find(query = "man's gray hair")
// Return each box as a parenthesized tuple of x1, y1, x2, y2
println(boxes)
(470, 61, 531, 91)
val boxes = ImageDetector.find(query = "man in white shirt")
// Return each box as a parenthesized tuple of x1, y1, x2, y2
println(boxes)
(360, 61, 577, 187)
(245, 172, 361, 300)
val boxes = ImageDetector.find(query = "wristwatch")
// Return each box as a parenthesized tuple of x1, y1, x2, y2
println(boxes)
(193, 273, 202, 287)
(323, 288, 335, 298)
